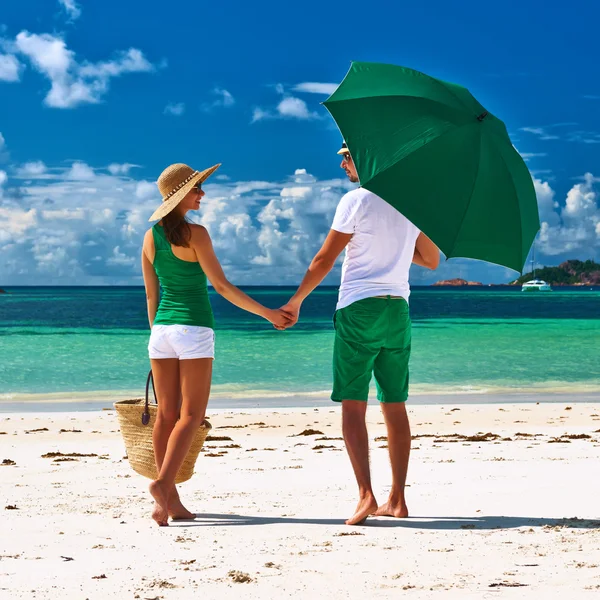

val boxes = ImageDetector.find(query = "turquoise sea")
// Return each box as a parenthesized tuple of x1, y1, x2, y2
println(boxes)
(1, 286, 599, 410)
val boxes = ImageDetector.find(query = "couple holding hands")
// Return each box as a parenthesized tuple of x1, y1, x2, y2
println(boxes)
(141, 143, 439, 526)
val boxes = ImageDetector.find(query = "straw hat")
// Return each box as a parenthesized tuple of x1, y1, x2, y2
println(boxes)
(148, 162, 221, 222)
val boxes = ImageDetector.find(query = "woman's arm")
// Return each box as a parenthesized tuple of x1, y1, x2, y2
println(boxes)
(141, 231, 160, 328)
(190, 225, 292, 329)
(412, 232, 440, 270)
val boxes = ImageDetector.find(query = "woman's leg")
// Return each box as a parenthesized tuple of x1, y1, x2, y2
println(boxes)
(149, 358, 179, 526)
(149, 358, 195, 520)
(149, 358, 212, 523)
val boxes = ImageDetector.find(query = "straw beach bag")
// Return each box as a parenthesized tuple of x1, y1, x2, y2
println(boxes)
(114, 370, 211, 484)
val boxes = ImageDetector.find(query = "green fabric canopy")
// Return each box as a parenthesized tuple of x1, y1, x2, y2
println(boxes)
(323, 62, 540, 272)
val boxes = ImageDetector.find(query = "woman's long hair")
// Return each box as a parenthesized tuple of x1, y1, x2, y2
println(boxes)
(162, 211, 191, 247)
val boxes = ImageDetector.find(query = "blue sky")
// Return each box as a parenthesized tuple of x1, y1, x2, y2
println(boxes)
(1, 0, 599, 285)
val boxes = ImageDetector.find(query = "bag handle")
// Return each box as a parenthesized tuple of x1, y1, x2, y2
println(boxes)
(142, 369, 157, 426)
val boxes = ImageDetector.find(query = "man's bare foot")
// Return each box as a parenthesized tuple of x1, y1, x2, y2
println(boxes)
(149, 480, 170, 526)
(374, 498, 409, 518)
(346, 494, 378, 526)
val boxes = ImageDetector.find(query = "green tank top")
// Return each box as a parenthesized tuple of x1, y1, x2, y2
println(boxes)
(152, 225, 215, 329)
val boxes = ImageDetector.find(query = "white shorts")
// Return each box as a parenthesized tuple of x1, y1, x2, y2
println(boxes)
(148, 325, 215, 360)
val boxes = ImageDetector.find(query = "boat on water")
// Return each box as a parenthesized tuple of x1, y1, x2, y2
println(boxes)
(521, 279, 552, 292)
(521, 244, 552, 291)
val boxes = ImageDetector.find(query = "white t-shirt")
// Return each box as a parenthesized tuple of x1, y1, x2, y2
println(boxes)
(331, 188, 420, 311)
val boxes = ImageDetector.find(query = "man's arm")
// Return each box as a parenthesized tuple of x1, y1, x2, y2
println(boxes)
(280, 229, 353, 325)
(412, 232, 440, 270)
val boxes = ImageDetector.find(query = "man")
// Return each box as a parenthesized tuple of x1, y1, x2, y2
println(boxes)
(281, 142, 439, 525)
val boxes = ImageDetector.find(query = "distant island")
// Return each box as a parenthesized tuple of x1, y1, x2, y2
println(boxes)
(433, 279, 483, 286)
(511, 260, 600, 286)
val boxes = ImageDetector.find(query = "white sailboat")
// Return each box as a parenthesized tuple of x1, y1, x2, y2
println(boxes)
(522, 244, 552, 292)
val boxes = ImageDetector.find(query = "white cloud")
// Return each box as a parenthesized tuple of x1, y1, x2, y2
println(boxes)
(0, 132, 8, 161)
(78, 49, 153, 79)
(66, 161, 95, 180)
(0, 169, 7, 197)
(0, 206, 36, 235)
(0, 160, 355, 284)
(16, 161, 47, 177)
(108, 163, 138, 175)
(292, 82, 337, 95)
(107, 246, 135, 267)
(537, 173, 600, 256)
(58, 0, 82, 22)
(520, 122, 584, 142)
(0, 53, 23, 82)
(1, 155, 598, 285)
(12, 31, 156, 108)
(293, 169, 316, 184)
(202, 88, 235, 111)
(534, 178, 559, 227)
(135, 181, 157, 200)
(42, 208, 85, 220)
(251, 107, 272, 123)
(521, 127, 549, 136)
(215, 88, 234, 106)
(277, 96, 318, 120)
(520, 152, 547, 161)
(252, 83, 321, 123)
(566, 130, 600, 144)
(252, 95, 320, 123)
(164, 102, 185, 116)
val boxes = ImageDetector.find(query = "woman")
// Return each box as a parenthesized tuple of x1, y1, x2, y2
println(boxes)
(142, 162, 291, 526)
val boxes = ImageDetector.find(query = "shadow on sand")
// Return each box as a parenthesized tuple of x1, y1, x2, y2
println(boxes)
(171, 513, 600, 530)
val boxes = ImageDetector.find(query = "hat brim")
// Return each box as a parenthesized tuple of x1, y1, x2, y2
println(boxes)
(337, 149, 351, 155)
(148, 163, 221, 222)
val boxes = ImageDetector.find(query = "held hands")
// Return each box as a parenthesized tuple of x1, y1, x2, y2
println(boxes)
(276, 301, 300, 330)
(265, 308, 296, 330)
(263, 300, 300, 331)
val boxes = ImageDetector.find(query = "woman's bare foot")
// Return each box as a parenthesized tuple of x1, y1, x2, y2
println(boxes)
(166, 487, 195, 520)
(149, 480, 170, 526)
(346, 494, 378, 526)
(169, 497, 195, 520)
(374, 497, 409, 518)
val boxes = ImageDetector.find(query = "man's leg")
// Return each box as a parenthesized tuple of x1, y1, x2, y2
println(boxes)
(374, 402, 410, 518)
(332, 301, 383, 525)
(342, 400, 378, 525)
(372, 298, 412, 518)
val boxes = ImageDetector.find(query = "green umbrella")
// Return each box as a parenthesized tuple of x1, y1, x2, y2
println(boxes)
(323, 62, 540, 272)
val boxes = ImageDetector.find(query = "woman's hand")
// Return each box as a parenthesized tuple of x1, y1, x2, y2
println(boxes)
(265, 308, 295, 330)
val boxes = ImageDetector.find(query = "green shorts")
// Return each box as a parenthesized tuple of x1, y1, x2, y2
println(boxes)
(331, 296, 411, 403)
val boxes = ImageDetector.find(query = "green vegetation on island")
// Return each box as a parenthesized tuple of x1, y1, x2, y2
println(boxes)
(511, 260, 600, 286)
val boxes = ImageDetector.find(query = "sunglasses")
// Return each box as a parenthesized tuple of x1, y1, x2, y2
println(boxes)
(192, 183, 203, 193)
(341, 153, 353, 162)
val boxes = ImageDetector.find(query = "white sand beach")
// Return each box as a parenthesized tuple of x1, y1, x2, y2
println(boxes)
(2, 401, 600, 599)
